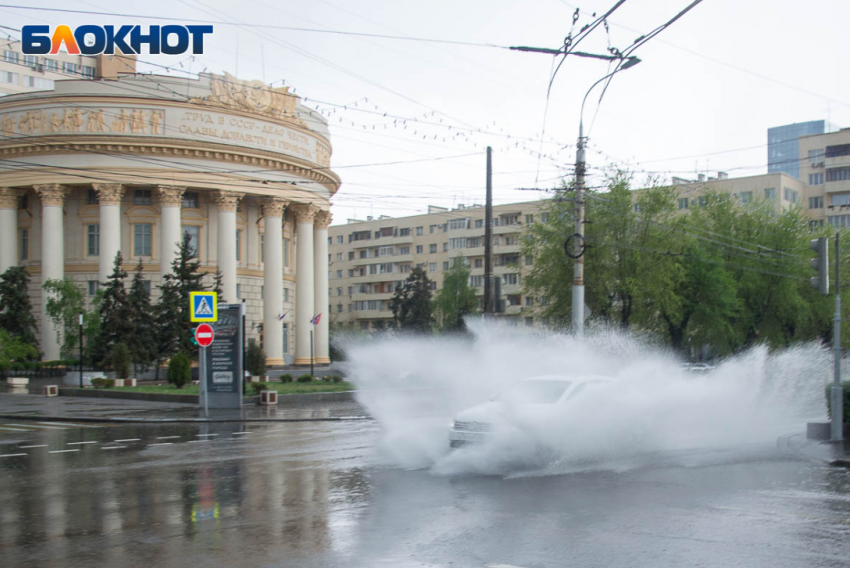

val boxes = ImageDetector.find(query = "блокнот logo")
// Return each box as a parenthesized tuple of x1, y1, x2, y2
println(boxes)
(22, 25, 214, 55)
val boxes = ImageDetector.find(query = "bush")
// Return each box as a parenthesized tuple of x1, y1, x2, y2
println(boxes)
(332, 376, 343, 383)
(246, 342, 267, 377)
(91, 378, 115, 388)
(297, 374, 313, 383)
(167, 352, 191, 389)
(322, 375, 332, 382)
(251, 382, 269, 395)
(825, 381, 850, 424)
(111, 343, 131, 379)
(280, 373, 293, 383)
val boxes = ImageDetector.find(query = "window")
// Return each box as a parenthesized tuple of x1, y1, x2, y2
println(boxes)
(525, 214, 534, 224)
(507, 295, 521, 307)
(87, 224, 100, 256)
(87, 281, 99, 296)
(525, 255, 533, 266)
(474, 258, 483, 268)
(86, 188, 99, 205)
(468, 275, 484, 287)
(827, 167, 850, 182)
(832, 194, 850, 206)
(447, 218, 469, 230)
(826, 145, 850, 159)
(23, 54, 37, 67)
(348, 251, 354, 260)
(398, 246, 410, 255)
(740, 191, 753, 204)
(347, 286, 353, 295)
(337, 304, 343, 313)
(19, 228, 28, 261)
(141, 280, 151, 295)
(378, 245, 394, 257)
(525, 296, 534, 307)
(260, 234, 265, 263)
(337, 270, 343, 278)
(0, 71, 18, 84)
(3, 50, 18, 63)
(400, 228, 411, 236)
(428, 263, 436, 272)
(44, 59, 57, 72)
(183, 226, 199, 258)
(501, 214, 519, 225)
(350, 230, 371, 242)
(63, 62, 78, 75)
(809, 196, 824, 209)
(809, 173, 825, 186)
(503, 273, 519, 286)
(809, 149, 825, 166)
(334, 252, 341, 262)
(236, 230, 242, 261)
(429, 282, 437, 291)
(236, 284, 242, 298)
(337, 287, 343, 296)
(828, 215, 850, 227)
(328, 237, 332, 246)
(429, 225, 437, 234)
(24, 76, 53, 89)
(429, 244, 437, 254)
(284, 238, 290, 267)
(415, 245, 423, 254)
(474, 219, 484, 228)
(810, 220, 825, 229)
(764, 187, 776, 199)
(540, 213, 548, 223)
(442, 261, 449, 271)
(359, 250, 368, 259)
(81, 65, 95, 78)
(400, 264, 411, 274)
(18, 194, 28, 210)
(284, 288, 290, 302)
(448, 237, 466, 249)
(133, 189, 153, 205)
(133, 224, 152, 256)
(505, 236, 518, 246)
(416, 226, 423, 236)
(182, 191, 199, 208)
(783, 187, 798, 203)
(337, 235, 343, 244)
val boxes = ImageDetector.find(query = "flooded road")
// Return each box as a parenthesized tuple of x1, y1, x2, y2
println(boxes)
(2, 420, 850, 567)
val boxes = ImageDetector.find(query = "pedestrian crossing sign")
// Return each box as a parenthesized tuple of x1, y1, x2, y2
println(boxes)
(190, 291, 218, 322)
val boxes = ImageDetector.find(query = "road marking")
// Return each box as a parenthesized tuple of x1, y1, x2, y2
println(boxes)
(36, 422, 101, 428)
(6, 423, 67, 430)
(101, 446, 127, 450)
(0, 453, 27, 458)
(114, 438, 140, 442)
(19, 444, 48, 449)
(67, 441, 98, 445)
(188, 440, 211, 443)
(197, 434, 218, 437)
(156, 436, 181, 440)
(149, 443, 173, 446)
(48, 449, 80, 454)
(232, 432, 253, 435)
(0, 426, 30, 432)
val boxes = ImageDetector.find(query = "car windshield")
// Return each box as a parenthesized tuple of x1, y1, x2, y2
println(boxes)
(494, 380, 572, 404)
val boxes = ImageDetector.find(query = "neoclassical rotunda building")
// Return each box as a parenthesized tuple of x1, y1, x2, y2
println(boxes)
(0, 71, 339, 366)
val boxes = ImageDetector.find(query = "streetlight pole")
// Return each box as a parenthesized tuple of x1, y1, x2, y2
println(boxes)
(572, 57, 641, 334)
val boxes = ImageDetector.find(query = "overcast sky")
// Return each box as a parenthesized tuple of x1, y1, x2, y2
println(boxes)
(5, 0, 850, 224)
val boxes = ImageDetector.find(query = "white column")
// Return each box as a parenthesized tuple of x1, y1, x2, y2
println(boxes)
(93, 184, 124, 283)
(292, 203, 317, 366)
(156, 185, 185, 279)
(313, 210, 331, 364)
(262, 198, 287, 366)
(0, 188, 20, 274)
(35, 184, 68, 361)
(215, 191, 242, 304)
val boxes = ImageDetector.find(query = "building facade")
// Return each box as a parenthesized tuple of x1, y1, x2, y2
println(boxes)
(0, 71, 339, 365)
(767, 120, 836, 179)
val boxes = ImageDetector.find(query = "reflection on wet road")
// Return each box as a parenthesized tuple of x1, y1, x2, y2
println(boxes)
(3, 421, 850, 567)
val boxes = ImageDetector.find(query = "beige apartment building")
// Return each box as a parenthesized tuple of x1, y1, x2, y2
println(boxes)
(327, 202, 547, 330)
(0, 38, 136, 96)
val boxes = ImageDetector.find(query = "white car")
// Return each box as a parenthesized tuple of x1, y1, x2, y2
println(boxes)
(448, 374, 615, 449)
(683, 363, 716, 373)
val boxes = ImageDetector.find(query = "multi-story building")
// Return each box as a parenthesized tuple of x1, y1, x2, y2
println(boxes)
(768, 120, 836, 179)
(0, 38, 136, 96)
(327, 202, 547, 330)
(799, 128, 850, 228)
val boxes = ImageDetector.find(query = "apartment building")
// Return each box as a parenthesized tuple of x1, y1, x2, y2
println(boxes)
(0, 38, 135, 96)
(768, 120, 836, 179)
(327, 202, 547, 330)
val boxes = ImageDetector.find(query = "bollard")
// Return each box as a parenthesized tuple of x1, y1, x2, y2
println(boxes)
(260, 390, 278, 405)
(113, 378, 125, 387)
(126, 378, 137, 387)
(44, 385, 58, 397)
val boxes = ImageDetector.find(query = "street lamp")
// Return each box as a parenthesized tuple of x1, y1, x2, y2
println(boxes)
(572, 56, 641, 335)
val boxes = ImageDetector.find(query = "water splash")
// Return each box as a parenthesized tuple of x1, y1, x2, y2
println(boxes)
(341, 320, 830, 476)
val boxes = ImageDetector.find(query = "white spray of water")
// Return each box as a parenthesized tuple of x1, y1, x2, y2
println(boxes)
(342, 320, 830, 476)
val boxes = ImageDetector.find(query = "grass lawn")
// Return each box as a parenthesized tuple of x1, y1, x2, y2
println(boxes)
(99, 381, 354, 396)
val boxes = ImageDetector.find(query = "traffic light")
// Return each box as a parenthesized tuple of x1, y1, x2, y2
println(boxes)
(810, 237, 830, 295)
(190, 326, 198, 346)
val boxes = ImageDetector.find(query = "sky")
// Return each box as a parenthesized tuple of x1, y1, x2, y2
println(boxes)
(4, 0, 850, 225)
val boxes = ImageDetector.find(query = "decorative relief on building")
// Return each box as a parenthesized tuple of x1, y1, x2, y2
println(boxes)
(261, 197, 288, 218)
(34, 184, 69, 206)
(156, 185, 186, 207)
(213, 190, 244, 212)
(316, 144, 331, 168)
(93, 183, 125, 206)
(314, 210, 332, 229)
(191, 73, 305, 127)
(0, 187, 22, 209)
(1, 107, 166, 136)
(290, 202, 320, 224)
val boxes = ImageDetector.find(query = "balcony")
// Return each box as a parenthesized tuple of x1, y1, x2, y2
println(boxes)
(825, 180, 850, 194)
(825, 155, 850, 170)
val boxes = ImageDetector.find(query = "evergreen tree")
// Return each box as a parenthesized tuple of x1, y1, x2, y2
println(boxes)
(155, 233, 208, 367)
(126, 260, 156, 376)
(0, 266, 38, 348)
(93, 252, 134, 365)
(212, 266, 225, 303)
(434, 257, 478, 332)
(390, 266, 434, 333)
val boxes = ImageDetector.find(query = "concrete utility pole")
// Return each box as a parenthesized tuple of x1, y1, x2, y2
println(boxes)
(833, 231, 843, 442)
(484, 146, 494, 315)
(572, 127, 586, 334)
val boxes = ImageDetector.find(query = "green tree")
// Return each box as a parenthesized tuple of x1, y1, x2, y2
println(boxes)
(211, 265, 225, 303)
(390, 266, 434, 333)
(111, 343, 131, 379)
(246, 341, 267, 376)
(93, 252, 134, 366)
(0, 329, 39, 377)
(0, 266, 38, 348)
(434, 256, 478, 332)
(43, 278, 100, 361)
(126, 260, 156, 376)
(167, 351, 191, 389)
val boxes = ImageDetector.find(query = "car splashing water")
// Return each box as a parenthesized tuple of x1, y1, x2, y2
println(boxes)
(340, 320, 830, 477)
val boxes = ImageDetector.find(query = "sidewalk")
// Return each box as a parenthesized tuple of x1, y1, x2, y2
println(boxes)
(0, 392, 369, 424)
(778, 432, 850, 467)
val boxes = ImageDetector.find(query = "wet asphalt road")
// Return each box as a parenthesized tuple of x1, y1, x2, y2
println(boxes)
(2, 419, 850, 568)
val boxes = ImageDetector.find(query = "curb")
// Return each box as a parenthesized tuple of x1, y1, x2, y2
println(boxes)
(54, 388, 356, 405)
(0, 413, 371, 424)
(777, 433, 850, 468)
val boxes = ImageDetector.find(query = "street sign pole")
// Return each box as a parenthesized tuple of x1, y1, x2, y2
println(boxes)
(310, 328, 314, 378)
(200, 345, 208, 417)
(833, 231, 843, 442)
